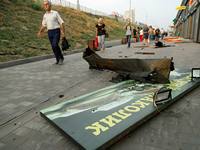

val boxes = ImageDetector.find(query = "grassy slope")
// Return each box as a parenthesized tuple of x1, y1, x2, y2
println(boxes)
(0, 0, 137, 62)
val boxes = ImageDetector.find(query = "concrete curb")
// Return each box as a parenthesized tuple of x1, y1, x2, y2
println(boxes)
(0, 39, 130, 69)
(0, 49, 85, 69)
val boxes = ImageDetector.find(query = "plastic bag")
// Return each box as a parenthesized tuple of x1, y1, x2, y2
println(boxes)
(95, 37, 98, 48)
(62, 37, 71, 51)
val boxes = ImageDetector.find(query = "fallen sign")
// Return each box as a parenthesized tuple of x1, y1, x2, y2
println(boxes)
(83, 47, 175, 84)
(40, 69, 200, 150)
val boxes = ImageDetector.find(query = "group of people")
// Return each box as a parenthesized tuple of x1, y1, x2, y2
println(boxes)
(38, 1, 167, 65)
(123, 21, 166, 47)
(96, 20, 167, 50)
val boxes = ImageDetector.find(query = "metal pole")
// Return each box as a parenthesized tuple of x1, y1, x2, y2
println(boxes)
(129, 0, 131, 22)
(77, 0, 80, 10)
(146, 12, 147, 25)
(142, 8, 147, 25)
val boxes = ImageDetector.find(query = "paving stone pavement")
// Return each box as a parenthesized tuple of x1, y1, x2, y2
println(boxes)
(0, 40, 200, 150)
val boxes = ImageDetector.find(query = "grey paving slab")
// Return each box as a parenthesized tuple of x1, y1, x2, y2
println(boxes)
(0, 143, 6, 149)
(109, 143, 146, 150)
(145, 146, 166, 150)
(0, 145, 22, 150)
(19, 139, 50, 150)
(1, 134, 28, 148)
(0, 40, 200, 150)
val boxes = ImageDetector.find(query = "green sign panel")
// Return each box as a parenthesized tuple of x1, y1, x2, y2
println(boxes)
(40, 69, 199, 150)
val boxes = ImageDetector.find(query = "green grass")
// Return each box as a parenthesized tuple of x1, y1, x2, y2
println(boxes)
(27, 2, 42, 11)
(0, 0, 137, 62)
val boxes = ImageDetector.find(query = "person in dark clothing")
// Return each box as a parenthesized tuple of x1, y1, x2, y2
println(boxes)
(96, 18, 106, 52)
(137, 27, 140, 42)
(155, 28, 160, 41)
(133, 27, 137, 42)
(153, 29, 155, 40)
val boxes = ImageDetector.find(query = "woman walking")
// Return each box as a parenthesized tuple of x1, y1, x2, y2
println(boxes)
(149, 26, 154, 42)
(123, 21, 133, 48)
(96, 18, 106, 52)
(143, 24, 149, 45)
(137, 27, 140, 42)
(140, 27, 143, 42)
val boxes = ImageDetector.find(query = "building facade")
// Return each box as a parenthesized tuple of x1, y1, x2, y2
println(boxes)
(174, 0, 200, 43)
(109, 12, 124, 22)
(123, 9, 135, 23)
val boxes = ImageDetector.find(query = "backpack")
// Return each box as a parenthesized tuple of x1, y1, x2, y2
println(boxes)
(62, 37, 71, 51)
(126, 26, 132, 30)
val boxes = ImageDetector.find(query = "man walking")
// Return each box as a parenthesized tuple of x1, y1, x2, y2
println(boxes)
(161, 28, 165, 40)
(123, 21, 133, 48)
(38, 0, 65, 65)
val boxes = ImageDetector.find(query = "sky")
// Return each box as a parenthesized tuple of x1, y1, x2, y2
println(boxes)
(63, 0, 182, 31)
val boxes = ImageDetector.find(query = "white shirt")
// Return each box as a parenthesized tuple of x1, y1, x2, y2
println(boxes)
(140, 30, 143, 35)
(126, 26, 132, 35)
(42, 10, 64, 30)
(161, 29, 165, 34)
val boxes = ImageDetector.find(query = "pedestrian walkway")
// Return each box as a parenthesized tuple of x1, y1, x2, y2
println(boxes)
(0, 41, 200, 150)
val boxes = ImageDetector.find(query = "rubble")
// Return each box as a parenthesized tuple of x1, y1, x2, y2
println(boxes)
(83, 47, 175, 83)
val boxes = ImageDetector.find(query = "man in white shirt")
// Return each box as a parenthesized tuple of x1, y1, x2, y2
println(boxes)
(161, 28, 165, 40)
(38, 0, 65, 65)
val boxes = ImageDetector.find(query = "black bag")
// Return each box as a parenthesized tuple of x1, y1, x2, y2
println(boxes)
(105, 32, 109, 38)
(62, 37, 71, 51)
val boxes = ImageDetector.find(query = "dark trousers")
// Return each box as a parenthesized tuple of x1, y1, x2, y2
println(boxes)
(161, 33, 165, 40)
(126, 35, 131, 47)
(48, 29, 63, 62)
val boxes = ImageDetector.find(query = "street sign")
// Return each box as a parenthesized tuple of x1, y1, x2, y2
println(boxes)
(176, 6, 186, 10)
(173, 18, 177, 23)
(40, 69, 200, 150)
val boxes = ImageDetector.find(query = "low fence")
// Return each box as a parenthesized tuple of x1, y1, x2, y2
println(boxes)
(49, 0, 109, 16)
(48, 0, 144, 26)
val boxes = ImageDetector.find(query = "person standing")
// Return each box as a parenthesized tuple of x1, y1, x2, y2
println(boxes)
(133, 27, 137, 43)
(123, 21, 133, 48)
(96, 18, 106, 52)
(140, 27, 143, 42)
(149, 26, 154, 42)
(38, 0, 65, 65)
(137, 27, 140, 42)
(161, 28, 165, 40)
(155, 28, 160, 41)
(153, 28, 155, 40)
(143, 24, 149, 45)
